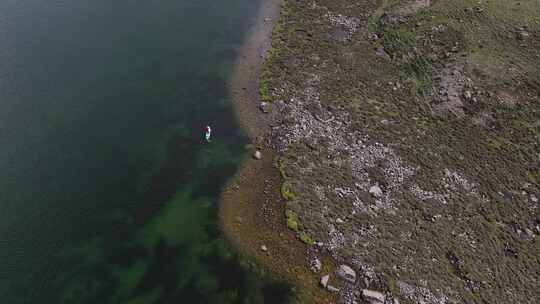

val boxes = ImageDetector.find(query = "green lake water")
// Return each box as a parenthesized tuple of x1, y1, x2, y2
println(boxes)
(0, 0, 290, 303)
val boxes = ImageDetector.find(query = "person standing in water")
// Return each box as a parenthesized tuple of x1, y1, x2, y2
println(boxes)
(204, 125, 212, 142)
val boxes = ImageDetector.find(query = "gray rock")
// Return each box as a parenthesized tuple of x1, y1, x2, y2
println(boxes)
(320, 275, 329, 288)
(253, 150, 262, 160)
(369, 185, 383, 198)
(463, 90, 472, 100)
(336, 264, 356, 283)
(311, 258, 322, 273)
(362, 289, 385, 304)
(326, 285, 340, 293)
(375, 46, 390, 60)
(259, 102, 271, 113)
(518, 31, 530, 40)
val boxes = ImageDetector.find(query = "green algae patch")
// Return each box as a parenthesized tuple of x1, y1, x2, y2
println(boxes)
(281, 181, 297, 201)
(125, 288, 163, 304)
(298, 232, 315, 246)
(140, 186, 210, 249)
(113, 260, 149, 299)
(259, 1, 289, 103)
(285, 209, 299, 232)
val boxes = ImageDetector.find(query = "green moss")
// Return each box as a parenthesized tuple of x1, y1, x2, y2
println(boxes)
(527, 170, 540, 187)
(277, 157, 288, 179)
(511, 119, 538, 137)
(281, 182, 296, 201)
(486, 137, 504, 150)
(404, 58, 433, 98)
(533, 238, 540, 257)
(367, 0, 400, 32)
(259, 1, 289, 103)
(264, 102, 273, 113)
(285, 209, 299, 232)
(298, 232, 314, 245)
(386, 276, 399, 295)
(349, 96, 363, 113)
(287, 218, 299, 232)
(380, 27, 416, 55)
(259, 65, 273, 103)
(415, 118, 438, 130)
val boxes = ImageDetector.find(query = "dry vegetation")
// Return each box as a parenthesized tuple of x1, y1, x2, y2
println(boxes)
(262, 0, 540, 303)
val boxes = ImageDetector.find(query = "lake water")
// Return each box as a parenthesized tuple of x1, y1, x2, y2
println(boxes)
(0, 0, 289, 303)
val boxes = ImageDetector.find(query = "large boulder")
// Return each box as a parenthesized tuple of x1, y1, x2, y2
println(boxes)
(362, 289, 386, 304)
(336, 264, 356, 283)
(320, 275, 329, 288)
(369, 185, 383, 197)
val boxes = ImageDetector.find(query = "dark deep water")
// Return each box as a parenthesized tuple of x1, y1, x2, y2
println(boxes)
(0, 0, 290, 303)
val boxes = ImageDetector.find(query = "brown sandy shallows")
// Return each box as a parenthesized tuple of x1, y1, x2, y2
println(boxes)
(220, 0, 337, 303)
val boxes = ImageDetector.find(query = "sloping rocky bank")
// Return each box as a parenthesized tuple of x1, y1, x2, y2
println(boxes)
(256, 0, 539, 303)
(221, 0, 337, 303)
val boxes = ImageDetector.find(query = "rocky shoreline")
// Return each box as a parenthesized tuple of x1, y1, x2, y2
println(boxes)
(257, 1, 539, 304)
(223, 0, 540, 304)
(220, 0, 337, 303)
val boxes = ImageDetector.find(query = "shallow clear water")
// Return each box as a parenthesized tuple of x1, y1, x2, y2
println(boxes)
(0, 0, 289, 303)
